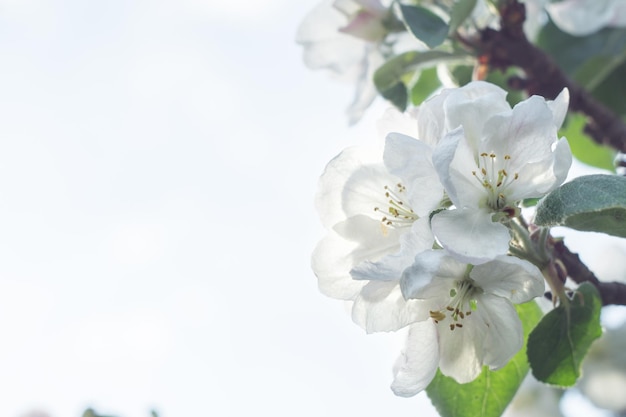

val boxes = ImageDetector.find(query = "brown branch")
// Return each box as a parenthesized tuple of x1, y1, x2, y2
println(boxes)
(477, 0, 626, 153)
(553, 239, 626, 306)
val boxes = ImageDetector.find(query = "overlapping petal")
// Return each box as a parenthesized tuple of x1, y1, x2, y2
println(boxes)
(396, 251, 542, 386)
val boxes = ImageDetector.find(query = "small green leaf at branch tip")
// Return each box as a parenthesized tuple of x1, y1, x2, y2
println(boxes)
(534, 174, 626, 238)
(426, 301, 542, 417)
(527, 283, 602, 387)
(399, 4, 449, 49)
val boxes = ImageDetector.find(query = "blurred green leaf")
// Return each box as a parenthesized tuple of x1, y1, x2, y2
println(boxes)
(559, 114, 616, 171)
(426, 301, 542, 417)
(374, 50, 467, 110)
(410, 67, 441, 105)
(535, 174, 626, 237)
(527, 283, 602, 387)
(380, 82, 409, 111)
(374, 50, 466, 92)
(448, 0, 478, 34)
(399, 4, 449, 48)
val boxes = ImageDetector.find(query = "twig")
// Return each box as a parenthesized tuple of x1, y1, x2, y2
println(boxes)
(553, 240, 626, 306)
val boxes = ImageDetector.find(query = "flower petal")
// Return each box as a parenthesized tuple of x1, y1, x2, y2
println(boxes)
(352, 280, 430, 333)
(470, 256, 545, 304)
(477, 293, 524, 370)
(311, 230, 367, 300)
(315, 146, 390, 228)
(432, 126, 481, 208)
(431, 209, 511, 264)
(441, 81, 510, 150)
(384, 133, 444, 215)
(437, 312, 486, 383)
(391, 321, 440, 397)
(346, 46, 384, 124)
(482, 96, 558, 172)
(548, 88, 570, 130)
(401, 250, 466, 300)
(351, 217, 433, 281)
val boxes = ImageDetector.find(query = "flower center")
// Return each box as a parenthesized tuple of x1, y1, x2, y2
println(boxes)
(471, 152, 519, 210)
(373, 183, 418, 232)
(429, 279, 479, 331)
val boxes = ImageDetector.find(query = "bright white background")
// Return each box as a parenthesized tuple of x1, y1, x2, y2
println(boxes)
(0, 1, 440, 416)
(0, 1, 621, 417)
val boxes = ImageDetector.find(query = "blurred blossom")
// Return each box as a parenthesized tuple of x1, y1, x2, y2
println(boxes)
(579, 321, 626, 412)
(296, 0, 407, 124)
(503, 376, 564, 417)
(545, 0, 626, 36)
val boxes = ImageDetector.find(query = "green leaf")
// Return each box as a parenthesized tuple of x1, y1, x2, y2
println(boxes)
(380, 82, 409, 112)
(426, 301, 543, 417)
(560, 114, 616, 172)
(374, 50, 467, 93)
(527, 283, 602, 387)
(448, 0, 478, 34)
(535, 174, 626, 237)
(410, 67, 441, 105)
(399, 4, 449, 49)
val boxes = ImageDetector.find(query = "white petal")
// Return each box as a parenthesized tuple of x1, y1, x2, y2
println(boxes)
(334, 214, 404, 260)
(442, 81, 510, 150)
(401, 250, 466, 300)
(551, 137, 573, 189)
(432, 126, 477, 208)
(391, 321, 440, 397)
(297, 1, 370, 81)
(437, 312, 486, 383)
(315, 146, 389, 228)
(346, 46, 384, 124)
(441, 127, 491, 208)
(311, 231, 367, 300)
(470, 256, 545, 304)
(352, 281, 430, 333)
(431, 209, 511, 264)
(351, 217, 433, 281)
(477, 294, 524, 370)
(384, 133, 434, 179)
(377, 107, 419, 140)
(483, 96, 558, 170)
(548, 88, 570, 130)
(384, 133, 444, 215)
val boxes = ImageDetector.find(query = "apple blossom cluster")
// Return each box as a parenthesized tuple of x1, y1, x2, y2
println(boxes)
(312, 81, 572, 396)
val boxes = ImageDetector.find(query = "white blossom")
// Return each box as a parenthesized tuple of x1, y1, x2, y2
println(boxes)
(392, 250, 545, 396)
(429, 81, 571, 264)
(312, 110, 445, 332)
(296, 0, 392, 124)
(546, 0, 626, 36)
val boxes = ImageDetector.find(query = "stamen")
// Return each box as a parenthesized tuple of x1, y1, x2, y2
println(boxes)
(471, 151, 521, 210)
(431, 279, 479, 331)
(374, 184, 418, 229)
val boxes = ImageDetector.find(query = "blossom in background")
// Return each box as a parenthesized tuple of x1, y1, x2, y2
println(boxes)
(429, 81, 571, 264)
(392, 250, 545, 396)
(545, 0, 626, 36)
(296, 0, 398, 124)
